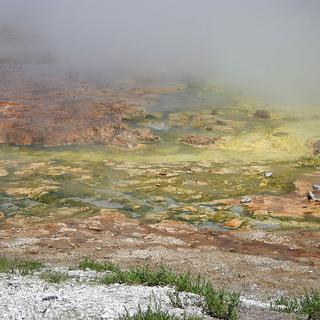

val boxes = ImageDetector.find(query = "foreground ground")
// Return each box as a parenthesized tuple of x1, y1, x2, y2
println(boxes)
(0, 270, 293, 320)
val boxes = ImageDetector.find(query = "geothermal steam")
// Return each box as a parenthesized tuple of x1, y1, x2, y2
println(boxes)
(1, 0, 320, 105)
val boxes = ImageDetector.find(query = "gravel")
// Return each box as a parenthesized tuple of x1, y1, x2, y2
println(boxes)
(0, 273, 207, 320)
(0, 270, 292, 320)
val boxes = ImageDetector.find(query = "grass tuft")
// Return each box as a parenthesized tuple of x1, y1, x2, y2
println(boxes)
(118, 305, 203, 320)
(0, 256, 43, 275)
(40, 271, 69, 284)
(80, 259, 240, 320)
(118, 305, 179, 320)
(271, 289, 320, 320)
(79, 258, 121, 273)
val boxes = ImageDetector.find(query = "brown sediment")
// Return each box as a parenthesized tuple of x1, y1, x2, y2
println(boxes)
(253, 109, 270, 119)
(0, 209, 319, 299)
(0, 64, 184, 147)
(179, 134, 217, 146)
(0, 100, 159, 147)
(209, 172, 320, 221)
(2, 210, 318, 262)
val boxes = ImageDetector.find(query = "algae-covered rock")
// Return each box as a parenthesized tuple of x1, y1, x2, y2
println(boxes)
(168, 112, 190, 126)
(253, 109, 270, 119)
(313, 140, 320, 154)
(6, 186, 59, 198)
(0, 167, 8, 176)
(224, 218, 245, 229)
(179, 134, 216, 146)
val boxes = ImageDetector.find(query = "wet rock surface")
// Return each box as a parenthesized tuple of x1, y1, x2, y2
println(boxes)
(253, 109, 270, 119)
(313, 139, 320, 154)
(0, 64, 166, 147)
(179, 134, 216, 146)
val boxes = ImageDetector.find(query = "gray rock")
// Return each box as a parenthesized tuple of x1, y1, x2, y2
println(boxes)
(240, 197, 252, 204)
(312, 184, 320, 191)
(231, 205, 245, 216)
(263, 172, 273, 178)
(42, 295, 58, 301)
(307, 191, 320, 202)
(253, 110, 270, 119)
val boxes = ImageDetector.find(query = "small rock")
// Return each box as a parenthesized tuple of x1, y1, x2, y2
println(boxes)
(240, 196, 252, 204)
(42, 295, 58, 301)
(313, 140, 320, 155)
(307, 191, 320, 202)
(179, 134, 216, 146)
(312, 184, 320, 191)
(0, 168, 8, 177)
(224, 218, 244, 229)
(231, 205, 245, 216)
(87, 221, 102, 231)
(263, 172, 273, 178)
(216, 120, 227, 126)
(7, 281, 21, 288)
(272, 131, 288, 137)
(253, 109, 270, 119)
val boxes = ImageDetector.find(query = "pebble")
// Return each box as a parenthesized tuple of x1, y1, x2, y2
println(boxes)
(263, 172, 273, 178)
(240, 197, 252, 204)
(87, 221, 102, 231)
(42, 295, 58, 301)
(307, 191, 320, 202)
(312, 184, 320, 191)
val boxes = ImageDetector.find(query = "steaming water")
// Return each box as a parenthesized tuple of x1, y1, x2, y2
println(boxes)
(149, 87, 234, 112)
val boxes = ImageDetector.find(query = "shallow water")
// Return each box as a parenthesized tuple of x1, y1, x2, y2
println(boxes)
(0, 87, 320, 230)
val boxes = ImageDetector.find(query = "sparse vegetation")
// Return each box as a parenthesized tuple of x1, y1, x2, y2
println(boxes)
(79, 258, 121, 273)
(271, 289, 320, 320)
(168, 291, 186, 309)
(118, 305, 203, 320)
(80, 259, 240, 320)
(0, 256, 43, 275)
(40, 271, 69, 284)
(118, 305, 179, 320)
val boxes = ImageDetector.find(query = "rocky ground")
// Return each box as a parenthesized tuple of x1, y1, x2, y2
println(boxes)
(0, 270, 293, 320)
(0, 208, 319, 305)
(0, 63, 183, 147)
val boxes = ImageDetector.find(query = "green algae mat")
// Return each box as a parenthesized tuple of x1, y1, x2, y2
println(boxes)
(1, 87, 320, 231)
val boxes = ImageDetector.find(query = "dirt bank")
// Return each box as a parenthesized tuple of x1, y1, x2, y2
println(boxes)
(1, 209, 319, 302)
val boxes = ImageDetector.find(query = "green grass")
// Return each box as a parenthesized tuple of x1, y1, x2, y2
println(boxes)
(0, 256, 43, 275)
(79, 258, 121, 273)
(118, 305, 203, 320)
(40, 271, 69, 284)
(271, 289, 320, 319)
(79, 259, 240, 320)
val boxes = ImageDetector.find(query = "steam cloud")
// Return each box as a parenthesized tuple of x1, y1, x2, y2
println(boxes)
(1, 0, 320, 105)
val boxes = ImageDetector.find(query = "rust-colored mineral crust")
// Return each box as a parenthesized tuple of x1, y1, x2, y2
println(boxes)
(0, 64, 159, 147)
(0, 101, 157, 147)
